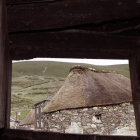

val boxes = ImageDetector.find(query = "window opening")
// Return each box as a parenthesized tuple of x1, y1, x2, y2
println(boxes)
(95, 114, 101, 120)
(10, 58, 136, 136)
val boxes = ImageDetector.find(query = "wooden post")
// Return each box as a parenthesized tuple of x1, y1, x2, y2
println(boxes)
(5, 56, 12, 128)
(0, 0, 11, 128)
(129, 55, 140, 136)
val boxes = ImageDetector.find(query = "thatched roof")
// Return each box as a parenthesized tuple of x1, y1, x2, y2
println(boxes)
(43, 66, 132, 113)
(19, 109, 35, 126)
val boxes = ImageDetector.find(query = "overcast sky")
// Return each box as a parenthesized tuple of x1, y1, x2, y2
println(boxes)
(13, 58, 128, 66)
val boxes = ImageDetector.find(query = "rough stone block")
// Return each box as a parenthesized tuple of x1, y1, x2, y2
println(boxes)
(65, 122, 83, 134)
(87, 128, 94, 133)
(91, 124, 96, 128)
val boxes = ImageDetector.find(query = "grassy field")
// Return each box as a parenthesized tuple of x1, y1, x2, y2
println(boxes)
(11, 76, 65, 107)
(11, 108, 30, 120)
(11, 61, 130, 120)
(106, 64, 129, 71)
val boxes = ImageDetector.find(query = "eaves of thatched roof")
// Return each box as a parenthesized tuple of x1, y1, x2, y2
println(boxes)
(43, 67, 132, 113)
(19, 109, 35, 126)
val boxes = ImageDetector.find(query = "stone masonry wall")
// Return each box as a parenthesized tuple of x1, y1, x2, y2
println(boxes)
(42, 102, 136, 135)
(19, 124, 35, 130)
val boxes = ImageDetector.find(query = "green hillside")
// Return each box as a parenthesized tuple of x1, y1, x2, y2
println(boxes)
(106, 64, 129, 71)
(12, 61, 130, 78)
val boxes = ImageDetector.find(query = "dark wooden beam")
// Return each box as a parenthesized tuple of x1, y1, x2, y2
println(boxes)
(0, 0, 11, 129)
(9, 31, 140, 60)
(6, 0, 140, 32)
(129, 55, 140, 136)
(6, 0, 58, 4)
(1, 128, 140, 139)
(5, 56, 12, 128)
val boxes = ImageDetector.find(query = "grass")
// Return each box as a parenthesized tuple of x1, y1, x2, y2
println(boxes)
(11, 94, 35, 108)
(12, 79, 48, 88)
(11, 109, 30, 120)
(11, 75, 64, 108)
(106, 64, 129, 71)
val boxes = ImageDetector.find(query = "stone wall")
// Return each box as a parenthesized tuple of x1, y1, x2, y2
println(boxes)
(10, 122, 20, 129)
(18, 124, 35, 130)
(42, 102, 136, 135)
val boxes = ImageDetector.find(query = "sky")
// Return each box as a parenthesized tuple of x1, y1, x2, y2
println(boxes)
(12, 58, 128, 66)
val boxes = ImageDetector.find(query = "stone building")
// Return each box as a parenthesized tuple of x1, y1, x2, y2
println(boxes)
(19, 94, 56, 129)
(42, 66, 136, 135)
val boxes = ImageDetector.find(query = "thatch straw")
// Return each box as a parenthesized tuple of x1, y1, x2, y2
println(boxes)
(43, 67, 132, 113)
(19, 109, 35, 126)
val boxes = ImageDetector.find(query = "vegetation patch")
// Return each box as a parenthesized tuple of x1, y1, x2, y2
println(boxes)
(11, 109, 30, 120)
(11, 94, 35, 108)
(27, 92, 46, 95)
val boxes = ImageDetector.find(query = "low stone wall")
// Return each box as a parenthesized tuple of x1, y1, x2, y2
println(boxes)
(18, 124, 35, 130)
(42, 102, 136, 135)
(10, 122, 20, 129)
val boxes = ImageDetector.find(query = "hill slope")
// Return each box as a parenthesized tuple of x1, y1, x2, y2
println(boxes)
(106, 64, 129, 71)
(12, 61, 130, 78)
